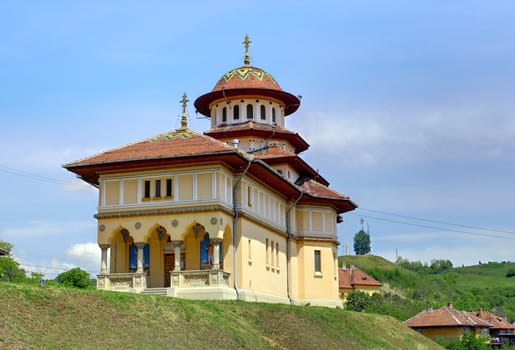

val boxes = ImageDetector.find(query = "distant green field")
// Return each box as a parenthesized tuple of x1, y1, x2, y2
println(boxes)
(0, 282, 442, 350)
(338, 255, 515, 322)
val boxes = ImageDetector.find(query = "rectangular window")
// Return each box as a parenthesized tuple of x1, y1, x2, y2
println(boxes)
(155, 179, 161, 197)
(275, 242, 279, 269)
(166, 178, 173, 197)
(248, 239, 252, 263)
(314, 250, 321, 274)
(144, 180, 151, 198)
(247, 185, 252, 207)
(271, 240, 275, 267)
(266, 238, 269, 267)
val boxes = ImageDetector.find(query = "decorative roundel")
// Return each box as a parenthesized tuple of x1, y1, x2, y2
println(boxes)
(99, 224, 105, 232)
(171, 219, 179, 227)
(210, 217, 217, 225)
(135, 222, 141, 229)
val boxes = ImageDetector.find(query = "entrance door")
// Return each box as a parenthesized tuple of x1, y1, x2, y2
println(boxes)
(164, 253, 185, 287)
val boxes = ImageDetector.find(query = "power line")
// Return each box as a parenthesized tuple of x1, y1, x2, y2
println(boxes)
(349, 212, 515, 240)
(0, 164, 71, 185)
(358, 207, 515, 235)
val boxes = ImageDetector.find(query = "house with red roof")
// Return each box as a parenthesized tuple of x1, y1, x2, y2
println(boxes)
(404, 304, 492, 342)
(470, 309, 515, 346)
(338, 266, 382, 302)
(64, 35, 357, 307)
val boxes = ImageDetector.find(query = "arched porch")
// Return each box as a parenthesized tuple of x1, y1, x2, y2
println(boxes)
(96, 217, 235, 299)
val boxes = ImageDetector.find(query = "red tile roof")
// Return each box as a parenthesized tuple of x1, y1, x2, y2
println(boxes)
(205, 121, 310, 154)
(404, 306, 492, 328)
(470, 310, 515, 330)
(339, 267, 382, 289)
(65, 128, 234, 167)
(64, 127, 357, 213)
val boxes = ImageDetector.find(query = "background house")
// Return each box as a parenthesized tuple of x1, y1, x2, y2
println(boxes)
(404, 304, 492, 342)
(338, 266, 382, 302)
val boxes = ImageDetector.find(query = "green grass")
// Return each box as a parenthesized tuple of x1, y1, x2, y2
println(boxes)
(0, 282, 442, 350)
(338, 255, 515, 322)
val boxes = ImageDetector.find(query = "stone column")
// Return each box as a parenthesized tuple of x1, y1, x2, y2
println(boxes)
(135, 242, 146, 273)
(99, 244, 110, 274)
(211, 239, 222, 270)
(171, 240, 183, 271)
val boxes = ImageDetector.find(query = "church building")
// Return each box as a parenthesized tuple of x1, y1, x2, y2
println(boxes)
(64, 35, 357, 307)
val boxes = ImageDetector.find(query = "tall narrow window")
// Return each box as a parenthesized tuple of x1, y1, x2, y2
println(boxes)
(233, 105, 240, 120)
(166, 178, 173, 197)
(266, 238, 270, 266)
(260, 105, 266, 120)
(155, 179, 161, 197)
(246, 104, 253, 119)
(272, 108, 276, 123)
(222, 107, 227, 122)
(248, 239, 252, 261)
(144, 180, 151, 199)
(276, 242, 279, 269)
(314, 250, 321, 273)
(271, 240, 275, 267)
(247, 185, 252, 207)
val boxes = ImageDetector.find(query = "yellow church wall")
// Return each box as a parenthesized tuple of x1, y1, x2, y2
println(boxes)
(296, 240, 339, 301)
(178, 174, 193, 200)
(104, 180, 120, 206)
(238, 217, 287, 297)
(196, 172, 213, 199)
(295, 206, 337, 237)
(123, 179, 138, 204)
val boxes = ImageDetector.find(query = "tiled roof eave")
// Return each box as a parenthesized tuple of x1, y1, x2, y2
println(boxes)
(63, 149, 238, 169)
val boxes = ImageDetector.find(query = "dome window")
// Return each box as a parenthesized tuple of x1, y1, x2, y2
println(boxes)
(234, 105, 240, 120)
(272, 108, 276, 123)
(247, 104, 253, 119)
(222, 107, 227, 122)
(260, 105, 266, 120)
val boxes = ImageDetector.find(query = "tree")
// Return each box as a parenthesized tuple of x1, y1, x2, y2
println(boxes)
(353, 229, 371, 255)
(55, 267, 91, 289)
(345, 290, 371, 312)
(0, 240, 26, 281)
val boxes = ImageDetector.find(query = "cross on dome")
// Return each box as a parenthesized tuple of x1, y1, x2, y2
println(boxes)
(179, 92, 189, 129)
(243, 33, 252, 66)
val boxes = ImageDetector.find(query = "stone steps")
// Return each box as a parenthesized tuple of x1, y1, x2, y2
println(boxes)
(142, 288, 168, 296)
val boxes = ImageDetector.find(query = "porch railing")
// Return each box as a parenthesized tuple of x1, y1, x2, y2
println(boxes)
(170, 269, 230, 288)
(97, 272, 147, 291)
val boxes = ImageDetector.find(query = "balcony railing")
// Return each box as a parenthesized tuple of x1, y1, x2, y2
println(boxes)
(170, 269, 230, 288)
(97, 272, 147, 291)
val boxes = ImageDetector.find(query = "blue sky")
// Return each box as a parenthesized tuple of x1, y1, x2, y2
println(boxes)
(1, 1, 514, 278)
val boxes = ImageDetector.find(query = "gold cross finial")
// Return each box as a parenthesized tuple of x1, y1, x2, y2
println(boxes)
(243, 33, 251, 66)
(179, 92, 189, 129)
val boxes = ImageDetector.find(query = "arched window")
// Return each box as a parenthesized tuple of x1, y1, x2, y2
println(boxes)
(129, 244, 150, 271)
(260, 105, 266, 120)
(234, 105, 240, 120)
(222, 107, 227, 122)
(272, 108, 276, 123)
(246, 104, 253, 119)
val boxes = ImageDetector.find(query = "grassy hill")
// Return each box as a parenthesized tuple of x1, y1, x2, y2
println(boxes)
(339, 255, 515, 321)
(0, 282, 442, 350)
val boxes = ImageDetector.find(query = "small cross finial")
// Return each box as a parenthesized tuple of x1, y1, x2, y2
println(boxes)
(243, 33, 252, 66)
(179, 92, 189, 129)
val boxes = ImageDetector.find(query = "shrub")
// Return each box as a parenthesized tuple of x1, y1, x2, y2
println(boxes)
(506, 268, 515, 278)
(55, 267, 91, 288)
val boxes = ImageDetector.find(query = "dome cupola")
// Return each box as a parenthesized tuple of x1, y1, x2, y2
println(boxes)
(194, 34, 301, 124)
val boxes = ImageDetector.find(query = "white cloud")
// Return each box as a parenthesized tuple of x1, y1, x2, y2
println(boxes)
(67, 242, 100, 274)
(63, 179, 98, 193)
(21, 259, 76, 280)
(292, 105, 515, 168)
